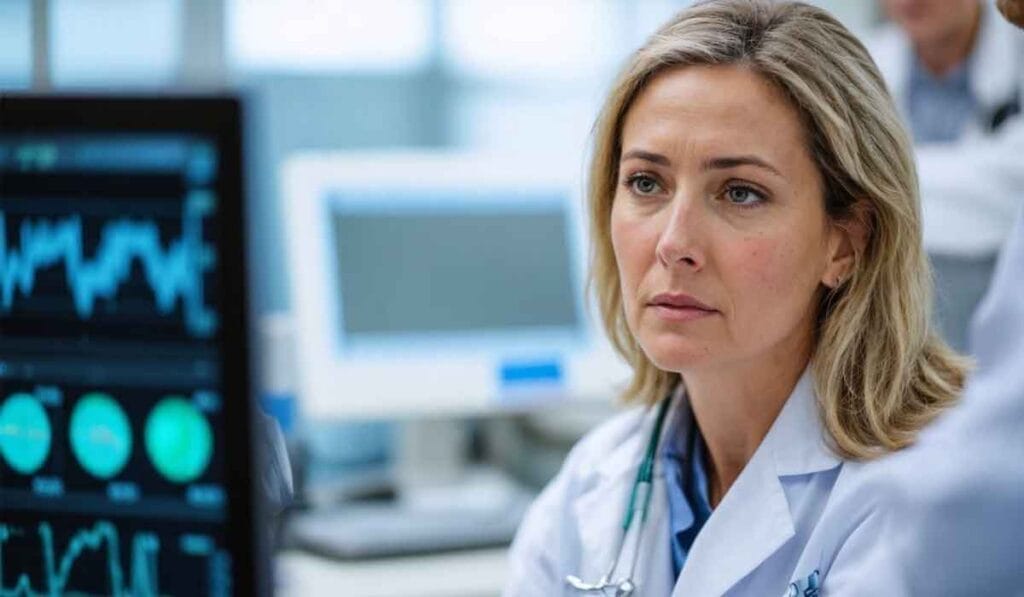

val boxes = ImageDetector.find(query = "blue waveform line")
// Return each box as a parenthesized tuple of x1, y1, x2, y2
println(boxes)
(0, 521, 159, 597)
(0, 192, 217, 336)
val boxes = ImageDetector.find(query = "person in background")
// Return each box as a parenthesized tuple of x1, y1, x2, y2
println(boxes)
(870, 0, 1024, 351)
(847, 0, 1024, 593)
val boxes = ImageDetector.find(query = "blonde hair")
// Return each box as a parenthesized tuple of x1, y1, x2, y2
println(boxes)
(588, 0, 968, 459)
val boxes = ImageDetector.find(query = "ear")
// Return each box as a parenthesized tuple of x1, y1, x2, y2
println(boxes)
(822, 200, 871, 289)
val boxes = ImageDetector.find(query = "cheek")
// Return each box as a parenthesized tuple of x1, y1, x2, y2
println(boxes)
(610, 211, 640, 289)
(725, 236, 820, 322)
(610, 208, 656, 313)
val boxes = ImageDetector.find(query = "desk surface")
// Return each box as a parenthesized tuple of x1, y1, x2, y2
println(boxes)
(276, 547, 509, 597)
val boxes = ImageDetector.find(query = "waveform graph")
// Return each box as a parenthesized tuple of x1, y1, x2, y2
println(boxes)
(0, 393, 52, 476)
(0, 513, 231, 597)
(0, 520, 158, 597)
(0, 190, 219, 342)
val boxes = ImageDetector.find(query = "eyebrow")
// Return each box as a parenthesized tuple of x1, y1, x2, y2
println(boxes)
(620, 149, 783, 177)
(703, 155, 783, 177)
(620, 149, 670, 166)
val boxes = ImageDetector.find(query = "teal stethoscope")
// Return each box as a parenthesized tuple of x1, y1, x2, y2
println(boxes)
(565, 396, 673, 596)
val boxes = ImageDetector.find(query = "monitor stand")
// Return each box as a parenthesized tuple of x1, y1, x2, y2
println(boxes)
(287, 419, 535, 559)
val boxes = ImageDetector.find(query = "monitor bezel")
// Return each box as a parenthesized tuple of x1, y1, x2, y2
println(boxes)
(0, 94, 265, 597)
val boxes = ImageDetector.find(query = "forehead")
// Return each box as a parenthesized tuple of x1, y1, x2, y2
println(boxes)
(620, 64, 811, 166)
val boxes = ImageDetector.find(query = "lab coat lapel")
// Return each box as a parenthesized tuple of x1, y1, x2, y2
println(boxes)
(970, 1, 1022, 114)
(571, 397, 678, 596)
(672, 432, 794, 596)
(672, 370, 839, 596)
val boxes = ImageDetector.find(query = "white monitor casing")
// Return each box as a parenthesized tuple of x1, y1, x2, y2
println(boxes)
(282, 152, 630, 420)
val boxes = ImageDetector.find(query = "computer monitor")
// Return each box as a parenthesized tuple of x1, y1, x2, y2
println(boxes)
(0, 96, 265, 596)
(282, 152, 629, 420)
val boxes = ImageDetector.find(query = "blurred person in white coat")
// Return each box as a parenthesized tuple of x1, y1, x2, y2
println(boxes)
(503, 2, 969, 595)
(848, 1, 1024, 593)
(870, 0, 1024, 350)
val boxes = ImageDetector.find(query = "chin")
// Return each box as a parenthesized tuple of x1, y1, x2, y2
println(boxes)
(638, 334, 717, 373)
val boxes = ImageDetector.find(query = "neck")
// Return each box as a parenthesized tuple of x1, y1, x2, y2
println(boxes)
(684, 334, 811, 508)
(915, 3, 982, 77)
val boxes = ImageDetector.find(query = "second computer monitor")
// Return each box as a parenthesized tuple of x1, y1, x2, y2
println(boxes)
(283, 152, 629, 419)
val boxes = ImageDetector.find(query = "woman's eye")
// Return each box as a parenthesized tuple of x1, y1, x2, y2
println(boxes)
(724, 185, 765, 207)
(627, 174, 662, 196)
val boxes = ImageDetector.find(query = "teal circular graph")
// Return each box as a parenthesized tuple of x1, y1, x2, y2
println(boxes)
(0, 393, 52, 475)
(144, 397, 213, 484)
(69, 392, 133, 479)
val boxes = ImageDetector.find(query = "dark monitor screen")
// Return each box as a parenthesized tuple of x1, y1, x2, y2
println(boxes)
(0, 97, 261, 597)
(332, 202, 579, 339)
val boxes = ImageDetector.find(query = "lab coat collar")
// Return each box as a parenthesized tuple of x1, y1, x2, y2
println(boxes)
(766, 367, 842, 477)
(673, 366, 840, 596)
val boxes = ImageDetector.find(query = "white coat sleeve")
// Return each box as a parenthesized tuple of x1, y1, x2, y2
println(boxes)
(916, 115, 1024, 255)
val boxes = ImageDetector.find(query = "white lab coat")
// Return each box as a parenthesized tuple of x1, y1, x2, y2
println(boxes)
(869, 1, 1024, 257)
(504, 370, 894, 596)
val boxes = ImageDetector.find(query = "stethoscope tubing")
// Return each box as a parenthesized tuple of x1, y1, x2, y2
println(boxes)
(565, 396, 674, 594)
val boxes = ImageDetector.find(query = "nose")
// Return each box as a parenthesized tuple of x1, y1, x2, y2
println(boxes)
(655, 194, 705, 271)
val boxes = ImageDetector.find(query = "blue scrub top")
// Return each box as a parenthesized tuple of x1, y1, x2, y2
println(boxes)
(907, 55, 976, 143)
(661, 405, 713, 579)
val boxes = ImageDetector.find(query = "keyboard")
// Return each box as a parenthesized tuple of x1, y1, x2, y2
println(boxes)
(287, 485, 534, 559)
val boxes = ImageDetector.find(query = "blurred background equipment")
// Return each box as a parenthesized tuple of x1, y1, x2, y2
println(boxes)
(0, 96, 267, 596)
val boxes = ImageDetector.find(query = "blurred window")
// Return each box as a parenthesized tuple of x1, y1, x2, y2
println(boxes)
(451, 84, 605, 160)
(442, 0, 628, 165)
(0, 0, 31, 89)
(51, 0, 182, 87)
(631, 1, 690, 48)
(441, 0, 622, 82)
(227, 0, 432, 73)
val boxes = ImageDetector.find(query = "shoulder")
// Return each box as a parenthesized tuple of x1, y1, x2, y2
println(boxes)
(503, 405, 650, 596)
(513, 405, 648, 528)
(562, 405, 651, 477)
(519, 404, 651, 520)
(819, 454, 902, 531)
(810, 454, 907, 591)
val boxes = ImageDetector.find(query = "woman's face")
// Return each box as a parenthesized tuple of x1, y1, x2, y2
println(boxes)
(610, 65, 852, 375)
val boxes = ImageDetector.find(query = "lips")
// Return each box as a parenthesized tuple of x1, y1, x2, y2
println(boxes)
(648, 292, 716, 311)
(647, 292, 718, 322)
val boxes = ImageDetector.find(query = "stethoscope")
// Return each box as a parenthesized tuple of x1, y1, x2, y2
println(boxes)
(565, 396, 673, 596)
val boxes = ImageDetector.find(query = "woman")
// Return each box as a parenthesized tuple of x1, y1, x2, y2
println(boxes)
(504, 1, 968, 595)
